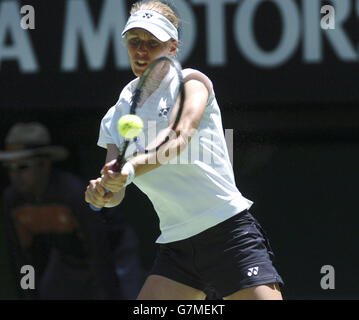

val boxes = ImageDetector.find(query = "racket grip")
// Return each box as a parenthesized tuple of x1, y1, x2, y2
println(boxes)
(89, 203, 102, 211)
(89, 188, 110, 211)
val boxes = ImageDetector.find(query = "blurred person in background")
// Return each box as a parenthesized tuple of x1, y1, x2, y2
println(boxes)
(0, 122, 145, 300)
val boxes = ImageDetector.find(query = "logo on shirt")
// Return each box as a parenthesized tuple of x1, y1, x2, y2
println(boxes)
(157, 97, 171, 119)
(158, 106, 170, 119)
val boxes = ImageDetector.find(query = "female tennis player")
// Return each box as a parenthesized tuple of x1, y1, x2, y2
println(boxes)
(85, 0, 283, 300)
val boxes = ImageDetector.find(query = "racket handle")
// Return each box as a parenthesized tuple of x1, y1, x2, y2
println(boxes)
(89, 188, 110, 211)
(89, 203, 102, 211)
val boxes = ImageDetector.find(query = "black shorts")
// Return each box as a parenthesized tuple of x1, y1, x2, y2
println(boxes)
(150, 210, 284, 298)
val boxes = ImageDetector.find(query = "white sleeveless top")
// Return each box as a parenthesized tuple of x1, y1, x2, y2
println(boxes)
(98, 68, 253, 243)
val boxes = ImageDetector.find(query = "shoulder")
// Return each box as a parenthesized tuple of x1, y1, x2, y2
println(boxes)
(100, 105, 118, 135)
(118, 78, 139, 102)
(182, 68, 213, 95)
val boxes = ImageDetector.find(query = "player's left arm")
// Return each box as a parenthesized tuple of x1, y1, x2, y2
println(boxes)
(101, 75, 210, 192)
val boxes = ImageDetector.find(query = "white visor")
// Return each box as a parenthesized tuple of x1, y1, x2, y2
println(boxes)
(121, 10, 178, 42)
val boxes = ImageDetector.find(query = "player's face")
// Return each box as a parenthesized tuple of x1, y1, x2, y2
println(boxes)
(126, 28, 177, 78)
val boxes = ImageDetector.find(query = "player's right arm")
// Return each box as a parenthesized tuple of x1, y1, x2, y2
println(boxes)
(85, 144, 126, 209)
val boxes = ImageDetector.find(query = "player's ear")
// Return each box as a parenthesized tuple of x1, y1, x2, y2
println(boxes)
(168, 40, 178, 56)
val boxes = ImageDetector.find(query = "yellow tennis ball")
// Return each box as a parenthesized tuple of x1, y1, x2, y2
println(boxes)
(118, 114, 144, 139)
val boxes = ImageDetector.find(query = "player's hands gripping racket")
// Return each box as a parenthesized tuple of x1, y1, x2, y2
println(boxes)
(89, 56, 185, 211)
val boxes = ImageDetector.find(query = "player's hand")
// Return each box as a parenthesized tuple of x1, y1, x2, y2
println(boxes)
(85, 177, 113, 208)
(100, 159, 129, 192)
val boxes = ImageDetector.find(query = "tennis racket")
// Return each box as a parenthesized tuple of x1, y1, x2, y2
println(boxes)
(90, 56, 185, 211)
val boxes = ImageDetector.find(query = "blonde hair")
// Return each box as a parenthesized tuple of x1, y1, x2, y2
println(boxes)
(130, 1, 180, 33)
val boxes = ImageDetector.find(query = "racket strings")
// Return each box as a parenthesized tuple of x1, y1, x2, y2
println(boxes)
(137, 62, 184, 154)
(135, 67, 184, 156)
(137, 61, 171, 108)
(116, 57, 185, 170)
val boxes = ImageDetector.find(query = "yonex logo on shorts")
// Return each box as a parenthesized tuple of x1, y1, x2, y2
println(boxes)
(247, 266, 259, 277)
